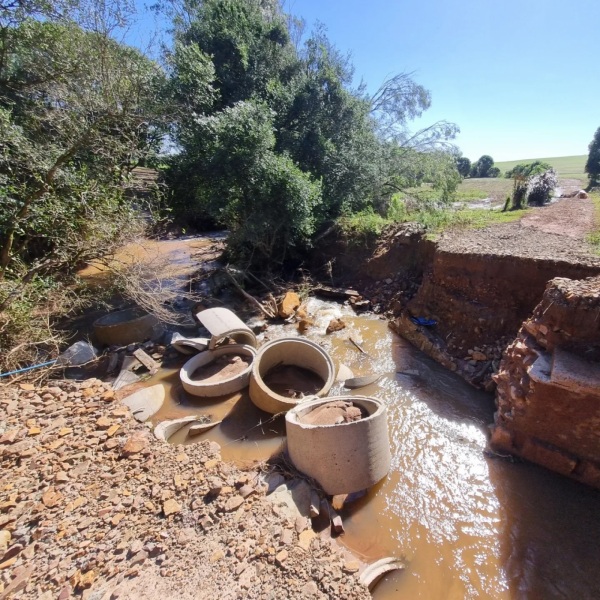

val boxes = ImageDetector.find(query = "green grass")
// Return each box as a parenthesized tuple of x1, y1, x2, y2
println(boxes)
(337, 203, 528, 242)
(495, 155, 587, 182)
(416, 206, 528, 236)
(454, 177, 513, 204)
(587, 192, 600, 254)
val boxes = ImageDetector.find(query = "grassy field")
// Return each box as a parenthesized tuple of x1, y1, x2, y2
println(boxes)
(455, 177, 512, 204)
(495, 155, 587, 181)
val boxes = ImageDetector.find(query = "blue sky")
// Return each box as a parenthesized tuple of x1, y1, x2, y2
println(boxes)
(131, 0, 599, 162)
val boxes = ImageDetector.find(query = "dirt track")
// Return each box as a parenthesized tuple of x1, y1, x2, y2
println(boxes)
(440, 197, 600, 266)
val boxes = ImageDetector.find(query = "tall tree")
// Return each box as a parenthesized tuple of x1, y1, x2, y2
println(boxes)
(0, 2, 167, 278)
(585, 126, 600, 187)
(456, 156, 471, 178)
(470, 155, 495, 178)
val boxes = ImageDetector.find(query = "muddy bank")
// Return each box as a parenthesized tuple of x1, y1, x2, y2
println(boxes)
(0, 379, 369, 599)
(316, 217, 600, 389)
(491, 275, 600, 488)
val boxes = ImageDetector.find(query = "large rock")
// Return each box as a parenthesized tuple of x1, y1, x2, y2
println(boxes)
(278, 292, 301, 319)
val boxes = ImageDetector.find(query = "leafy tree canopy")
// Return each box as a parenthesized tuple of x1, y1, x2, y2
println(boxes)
(456, 156, 471, 178)
(165, 0, 460, 266)
(585, 126, 600, 187)
(505, 160, 552, 180)
(470, 155, 496, 178)
(0, 2, 167, 278)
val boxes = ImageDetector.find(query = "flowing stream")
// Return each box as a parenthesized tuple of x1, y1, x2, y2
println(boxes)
(80, 236, 600, 598)
(147, 298, 600, 599)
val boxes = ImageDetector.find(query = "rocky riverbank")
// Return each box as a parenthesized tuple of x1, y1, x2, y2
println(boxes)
(0, 379, 369, 600)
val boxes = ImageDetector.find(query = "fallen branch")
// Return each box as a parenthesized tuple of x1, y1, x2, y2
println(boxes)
(349, 336, 367, 354)
(224, 268, 277, 319)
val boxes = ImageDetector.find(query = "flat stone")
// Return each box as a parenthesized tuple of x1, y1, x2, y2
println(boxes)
(163, 499, 182, 516)
(121, 432, 149, 457)
(298, 529, 316, 550)
(129, 550, 148, 566)
(106, 424, 120, 437)
(0, 530, 11, 554)
(96, 416, 112, 429)
(42, 488, 63, 508)
(343, 560, 360, 573)
(239, 485, 254, 498)
(177, 528, 196, 545)
(224, 495, 244, 512)
(0, 429, 19, 444)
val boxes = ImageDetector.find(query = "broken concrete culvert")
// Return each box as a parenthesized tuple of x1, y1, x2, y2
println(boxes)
(285, 396, 392, 495)
(194, 306, 257, 349)
(249, 338, 335, 414)
(93, 307, 164, 346)
(180, 344, 256, 397)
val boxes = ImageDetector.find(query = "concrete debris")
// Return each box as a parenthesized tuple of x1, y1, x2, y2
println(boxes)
(132, 348, 160, 374)
(343, 374, 382, 389)
(154, 416, 214, 442)
(122, 384, 165, 422)
(169, 332, 210, 355)
(55, 341, 98, 366)
(359, 557, 406, 591)
(0, 378, 370, 599)
(336, 363, 354, 382)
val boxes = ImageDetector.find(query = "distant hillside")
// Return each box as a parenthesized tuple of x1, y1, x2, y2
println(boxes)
(495, 155, 587, 181)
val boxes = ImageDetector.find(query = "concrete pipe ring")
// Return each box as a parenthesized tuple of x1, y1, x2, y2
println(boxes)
(285, 396, 391, 495)
(249, 338, 335, 414)
(180, 344, 257, 397)
(93, 307, 164, 346)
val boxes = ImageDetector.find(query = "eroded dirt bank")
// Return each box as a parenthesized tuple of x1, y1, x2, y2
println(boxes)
(491, 275, 600, 488)
(0, 380, 369, 599)
(318, 200, 600, 390)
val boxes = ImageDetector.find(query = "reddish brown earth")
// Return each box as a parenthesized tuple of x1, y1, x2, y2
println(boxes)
(491, 275, 600, 488)
(520, 196, 594, 238)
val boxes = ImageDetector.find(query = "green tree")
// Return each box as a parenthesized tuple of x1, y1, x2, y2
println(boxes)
(470, 155, 495, 178)
(456, 156, 471, 178)
(166, 0, 459, 262)
(585, 126, 600, 187)
(505, 161, 552, 179)
(173, 100, 321, 265)
(0, 7, 167, 279)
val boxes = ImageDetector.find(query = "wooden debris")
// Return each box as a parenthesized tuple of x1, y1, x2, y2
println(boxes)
(133, 348, 159, 374)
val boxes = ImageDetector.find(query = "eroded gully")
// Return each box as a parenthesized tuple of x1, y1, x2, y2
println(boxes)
(81, 237, 600, 599)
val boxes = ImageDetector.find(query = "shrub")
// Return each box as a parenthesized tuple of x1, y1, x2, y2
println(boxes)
(527, 169, 558, 206)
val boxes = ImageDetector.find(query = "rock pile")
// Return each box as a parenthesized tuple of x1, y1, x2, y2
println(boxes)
(0, 379, 370, 599)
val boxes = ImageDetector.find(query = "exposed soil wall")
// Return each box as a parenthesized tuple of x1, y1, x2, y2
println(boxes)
(408, 252, 600, 348)
(316, 221, 600, 390)
(490, 276, 600, 488)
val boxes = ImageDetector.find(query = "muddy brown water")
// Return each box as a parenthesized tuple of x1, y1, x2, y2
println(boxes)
(262, 364, 325, 398)
(143, 297, 600, 599)
(78, 237, 600, 598)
